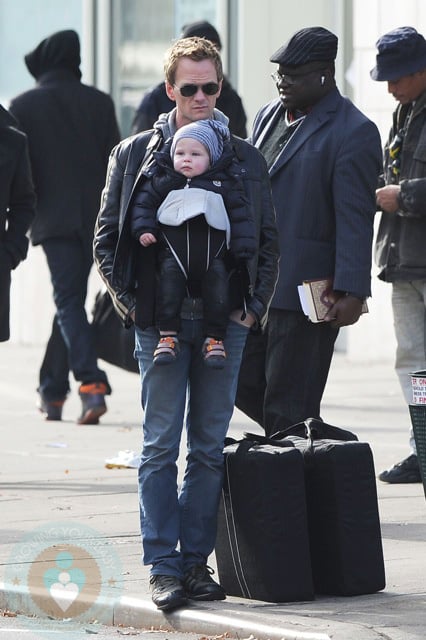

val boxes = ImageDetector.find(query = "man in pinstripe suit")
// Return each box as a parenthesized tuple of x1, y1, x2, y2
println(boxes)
(236, 26, 382, 436)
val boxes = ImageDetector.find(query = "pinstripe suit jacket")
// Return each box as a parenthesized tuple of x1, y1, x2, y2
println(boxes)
(251, 88, 382, 310)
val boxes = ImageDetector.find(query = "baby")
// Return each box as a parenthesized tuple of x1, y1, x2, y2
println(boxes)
(130, 119, 256, 368)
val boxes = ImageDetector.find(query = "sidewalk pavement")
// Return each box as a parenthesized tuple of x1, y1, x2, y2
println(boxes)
(1, 342, 425, 640)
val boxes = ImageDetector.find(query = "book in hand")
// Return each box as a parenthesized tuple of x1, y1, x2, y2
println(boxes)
(298, 277, 368, 323)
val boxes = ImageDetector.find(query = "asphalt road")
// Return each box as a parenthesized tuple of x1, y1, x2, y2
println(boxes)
(1, 342, 426, 640)
(0, 612, 210, 639)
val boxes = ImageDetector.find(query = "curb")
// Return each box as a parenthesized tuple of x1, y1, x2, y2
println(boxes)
(1, 583, 387, 640)
(0, 583, 329, 639)
(115, 595, 331, 640)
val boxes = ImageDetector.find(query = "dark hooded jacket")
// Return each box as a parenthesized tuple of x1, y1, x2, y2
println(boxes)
(9, 30, 121, 245)
(129, 139, 257, 261)
(375, 90, 426, 281)
(0, 105, 35, 341)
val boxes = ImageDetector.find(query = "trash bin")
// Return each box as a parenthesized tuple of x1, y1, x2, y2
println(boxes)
(409, 370, 426, 500)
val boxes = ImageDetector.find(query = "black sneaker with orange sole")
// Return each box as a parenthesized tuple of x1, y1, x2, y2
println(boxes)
(78, 382, 108, 425)
(38, 396, 66, 421)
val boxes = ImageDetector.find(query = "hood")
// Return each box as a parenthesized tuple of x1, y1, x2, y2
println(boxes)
(25, 29, 81, 80)
(157, 188, 231, 246)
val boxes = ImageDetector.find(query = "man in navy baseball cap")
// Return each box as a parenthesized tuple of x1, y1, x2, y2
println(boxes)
(373, 26, 426, 485)
(370, 26, 426, 82)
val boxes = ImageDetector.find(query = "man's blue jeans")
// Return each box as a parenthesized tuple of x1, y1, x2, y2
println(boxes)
(39, 235, 109, 400)
(134, 318, 248, 578)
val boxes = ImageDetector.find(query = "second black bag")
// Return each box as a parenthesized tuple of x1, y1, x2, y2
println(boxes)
(215, 436, 314, 602)
(279, 420, 386, 597)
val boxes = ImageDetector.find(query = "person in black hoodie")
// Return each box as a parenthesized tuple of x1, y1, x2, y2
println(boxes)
(10, 29, 121, 424)
(131, 20, 247, 138)
(0, 104, 35, 343)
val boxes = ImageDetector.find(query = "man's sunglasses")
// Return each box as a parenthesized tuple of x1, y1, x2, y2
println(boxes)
(173, 82, 220, 97)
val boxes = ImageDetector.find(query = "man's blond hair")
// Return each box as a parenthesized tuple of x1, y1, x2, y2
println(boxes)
(164, 36, 223, 86)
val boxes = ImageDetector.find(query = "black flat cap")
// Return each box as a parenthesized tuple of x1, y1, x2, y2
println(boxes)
(370, 26, 426, 81)
(270, 26, 338, 67)
(181, 20, 222, 50)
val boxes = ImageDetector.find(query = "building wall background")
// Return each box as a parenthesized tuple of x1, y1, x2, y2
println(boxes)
(0, 0, 82, 104)
(237, 0, 352, 132)
(3, 0, 426, 362)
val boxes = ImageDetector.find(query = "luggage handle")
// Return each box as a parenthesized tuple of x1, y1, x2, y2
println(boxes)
(224, 434, 294, 459)
(243, 432, 295, 448)
(269, 418, 358, 443)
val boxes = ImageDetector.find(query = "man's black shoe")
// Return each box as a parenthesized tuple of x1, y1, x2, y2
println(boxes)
(378, 454, 422, 484)
(184, 564, 226, 601)
(37, 393, 65, 421)
(149, 574, 187, 611)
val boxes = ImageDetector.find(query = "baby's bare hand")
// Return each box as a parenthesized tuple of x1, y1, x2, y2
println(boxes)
(139, 233, 157, 247)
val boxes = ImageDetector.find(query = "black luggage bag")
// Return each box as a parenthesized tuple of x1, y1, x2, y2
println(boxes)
(279, 419, 386, 596)
(215, 435, 314, 602)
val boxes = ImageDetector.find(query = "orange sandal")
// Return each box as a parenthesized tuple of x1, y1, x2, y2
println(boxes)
(153, 335, 180, 365)
(202, 338, 226, 369)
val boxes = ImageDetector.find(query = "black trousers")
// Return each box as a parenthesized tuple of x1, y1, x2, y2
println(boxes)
(236, 308, 339, 436)
(156, 252, 229, 340)
(156, 219, 229, 340)
(0, 252, 11, 342)
(38, 235, 110, 401)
